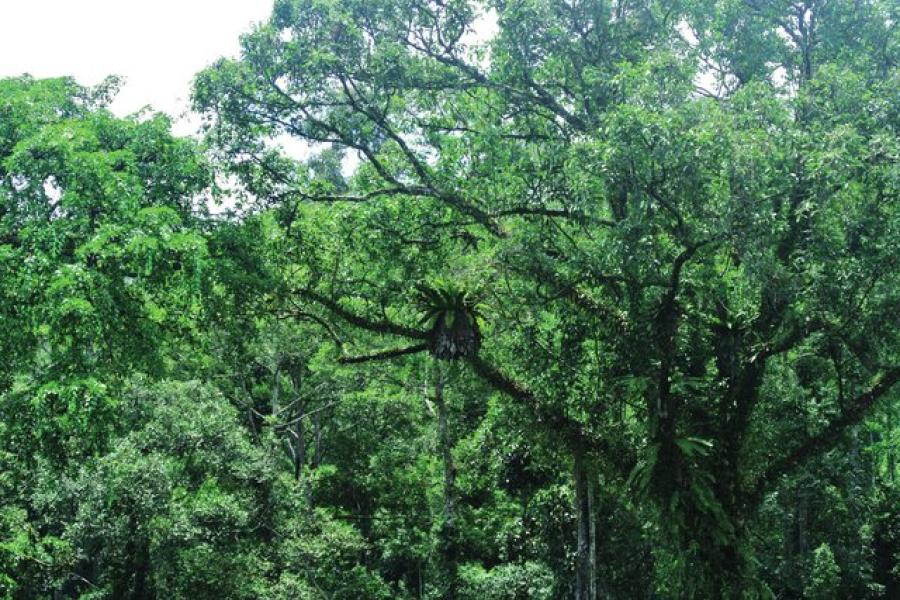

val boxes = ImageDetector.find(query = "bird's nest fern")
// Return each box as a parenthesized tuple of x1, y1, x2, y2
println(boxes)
(416, 279, 482, 360)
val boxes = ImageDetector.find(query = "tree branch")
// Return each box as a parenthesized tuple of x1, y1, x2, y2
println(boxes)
(466, 355, 536, 405)
(749, 366, 900, 505)
(300, 288, 428, 340)
(273, 185, 434, 204)
(339, 343, 429, 364)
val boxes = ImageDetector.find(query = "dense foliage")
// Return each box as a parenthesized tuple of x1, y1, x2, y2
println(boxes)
(2, 0, 898, 598)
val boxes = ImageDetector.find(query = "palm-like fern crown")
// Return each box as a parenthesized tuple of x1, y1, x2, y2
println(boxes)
(416, 279, 482, 360)
(416, 280, 479, 325)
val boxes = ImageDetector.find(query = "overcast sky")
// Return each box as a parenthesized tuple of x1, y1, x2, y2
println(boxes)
(0, 0, 275, 134)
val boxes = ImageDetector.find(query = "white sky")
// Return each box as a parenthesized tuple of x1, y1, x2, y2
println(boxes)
(0, 0, 275, 135)
(0, 0, 496, 177)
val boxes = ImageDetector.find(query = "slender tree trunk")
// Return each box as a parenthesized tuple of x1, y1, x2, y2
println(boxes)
(783, 488, 797, 592)
(132, 539, 149, 600)
(574, 450, 598, 600)
(589, 470, 600, 600)
(798, 487, 808, 557)
(272, 366, 281, 414)
(884, 411, 897, 483)
(293, 400, 306, 480)
(890, 445, 897, 484)
(313, 411, 323, 469)
(432, 363, 458, 599)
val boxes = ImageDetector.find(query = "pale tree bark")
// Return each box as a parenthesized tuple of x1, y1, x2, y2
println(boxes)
(313, 411, 323, 469)
(574, 450, 599, 600)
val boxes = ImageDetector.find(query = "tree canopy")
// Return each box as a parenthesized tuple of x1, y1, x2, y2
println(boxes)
(2, 0, 899, 598)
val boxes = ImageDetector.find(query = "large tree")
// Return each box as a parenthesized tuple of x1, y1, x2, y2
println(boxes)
(194, 0, 899, 595)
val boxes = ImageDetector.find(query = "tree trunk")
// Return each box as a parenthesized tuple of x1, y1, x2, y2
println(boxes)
(574, 450, 598, 600)
(293, 400, 306, 480)
(432, 363, 458, 599)
(711, 539, 749, 600)
(313, 410, 323, 469)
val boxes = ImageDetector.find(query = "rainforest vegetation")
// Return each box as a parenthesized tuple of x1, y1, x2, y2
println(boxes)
(1, 0, 898, 598)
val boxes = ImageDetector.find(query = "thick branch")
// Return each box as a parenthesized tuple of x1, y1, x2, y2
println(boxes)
(284, 307, 344, 348)
(339, 343, 429, 364)
(301, 289, 428, 340)
(491, 206, 616, 227)
(403, 36, 588, 132)
(749, 366, 900, 504)
(466, 355, 536, 405)
(467, 355, 631, 477)
(655, 240, 714, 427)
(273, 185, 434, 204)
(466, 356, 586, 439)
(335, 75, 502, 235)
